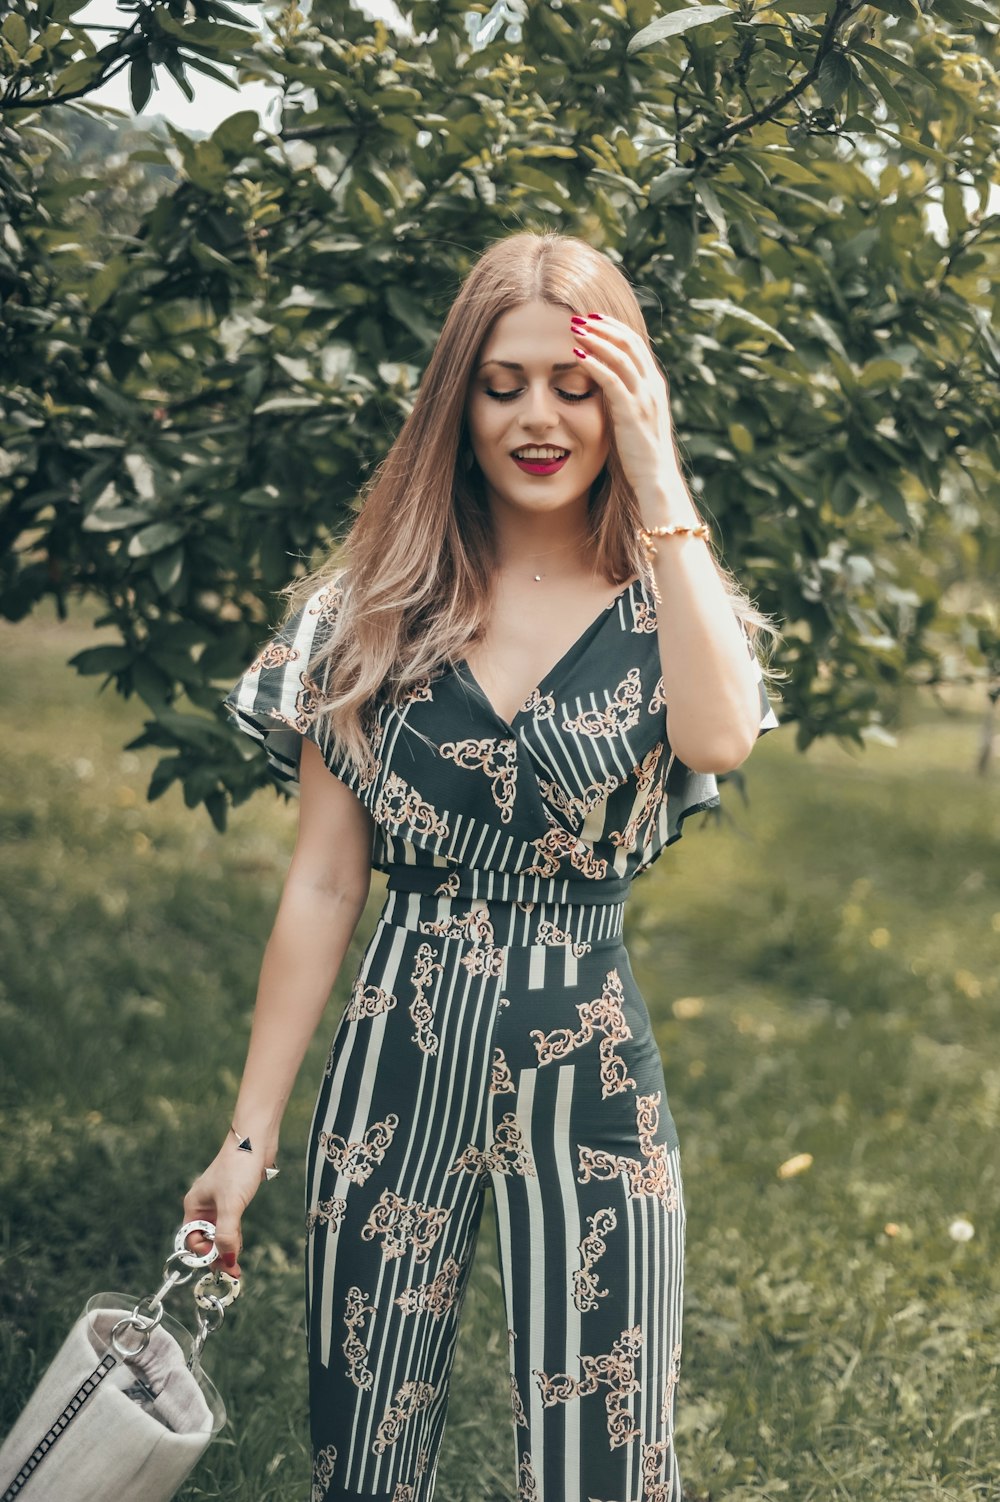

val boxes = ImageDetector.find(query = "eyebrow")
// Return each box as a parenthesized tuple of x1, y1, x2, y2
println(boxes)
(477, 359, 580, 373)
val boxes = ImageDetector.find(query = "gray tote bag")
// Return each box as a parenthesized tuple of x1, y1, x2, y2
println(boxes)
(0, 1224, 236, 1502)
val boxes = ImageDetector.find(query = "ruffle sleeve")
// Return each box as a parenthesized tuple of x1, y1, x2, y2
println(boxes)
(222, 577, 362, 793)
(746, 622, 781, 739)
(637, 616, 780, 867)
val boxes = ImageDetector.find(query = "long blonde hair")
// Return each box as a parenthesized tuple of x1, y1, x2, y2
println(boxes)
(277, 230, 782, 777)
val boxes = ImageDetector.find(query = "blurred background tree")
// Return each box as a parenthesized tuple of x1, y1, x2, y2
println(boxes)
(1, 0, 997, 829)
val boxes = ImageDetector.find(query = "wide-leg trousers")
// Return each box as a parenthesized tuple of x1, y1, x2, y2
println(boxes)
(304, 886, 686, 1502)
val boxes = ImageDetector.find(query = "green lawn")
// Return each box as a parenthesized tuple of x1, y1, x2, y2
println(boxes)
(1, 606, 997, 1501)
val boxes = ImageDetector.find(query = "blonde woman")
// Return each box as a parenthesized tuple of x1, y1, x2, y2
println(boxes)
(183, 231, 780, 1502)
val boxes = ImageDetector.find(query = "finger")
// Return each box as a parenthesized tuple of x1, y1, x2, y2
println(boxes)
(570, 340, 634, 410)
(570, 319, 645, 394)
(570, 312, 643, 355)
(213, 1203, 244, 1269)
(180, 1199, 220, 1259)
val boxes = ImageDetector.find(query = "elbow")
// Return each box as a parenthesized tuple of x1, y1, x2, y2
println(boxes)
(672, 729, 758, 776)
(285, 869, 372, 914)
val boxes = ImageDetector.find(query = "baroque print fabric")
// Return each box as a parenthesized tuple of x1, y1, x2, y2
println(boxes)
(224, 572, 778, 1502)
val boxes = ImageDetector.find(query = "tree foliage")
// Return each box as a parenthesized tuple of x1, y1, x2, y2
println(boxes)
(1, 0, 997, 829)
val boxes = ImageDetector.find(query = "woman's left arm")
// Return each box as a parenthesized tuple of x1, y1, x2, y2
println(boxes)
(570, 312, 763, 775)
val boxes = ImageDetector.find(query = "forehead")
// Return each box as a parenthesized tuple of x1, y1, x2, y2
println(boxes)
(476, 299, 574, 363)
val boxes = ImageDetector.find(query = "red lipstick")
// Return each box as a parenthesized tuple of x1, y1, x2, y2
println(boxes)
(512, 453, 569, 475)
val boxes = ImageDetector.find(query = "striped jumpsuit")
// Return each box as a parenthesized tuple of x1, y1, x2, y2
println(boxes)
(224, 571, 778, 1502)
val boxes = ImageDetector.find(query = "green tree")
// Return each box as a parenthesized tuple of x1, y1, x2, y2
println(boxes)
(1, 0, 997, 830)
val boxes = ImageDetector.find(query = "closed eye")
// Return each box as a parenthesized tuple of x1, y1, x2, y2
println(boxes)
(486, 387, 592, 404)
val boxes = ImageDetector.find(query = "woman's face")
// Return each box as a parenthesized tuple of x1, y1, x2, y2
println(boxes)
(464, 299, 610, 516)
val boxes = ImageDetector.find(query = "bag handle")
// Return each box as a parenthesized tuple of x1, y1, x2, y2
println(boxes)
(110, 1219, 240, 1365)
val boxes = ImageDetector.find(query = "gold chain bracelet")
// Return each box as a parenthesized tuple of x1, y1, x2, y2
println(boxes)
(636, 521, 712, 561)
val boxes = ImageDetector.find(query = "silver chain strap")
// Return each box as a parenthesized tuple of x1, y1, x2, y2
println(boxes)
(109, 1220, 241, 1368)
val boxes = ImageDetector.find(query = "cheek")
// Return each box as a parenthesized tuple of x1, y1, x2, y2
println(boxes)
(584, 401, 610, 451)
(467, 397, 502, 448)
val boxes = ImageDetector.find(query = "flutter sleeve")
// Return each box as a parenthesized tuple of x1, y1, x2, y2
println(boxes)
(222, 578, 361, 792)
(744, 618, 781, 739)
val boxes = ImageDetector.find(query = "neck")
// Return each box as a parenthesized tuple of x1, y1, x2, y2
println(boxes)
(488, 495, 596, 577)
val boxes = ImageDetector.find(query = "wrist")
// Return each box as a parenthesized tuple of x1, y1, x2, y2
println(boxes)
(228, 1112, 280, 1158)
(226, 1121, 282, 1181)
(636, 465, 700, 530)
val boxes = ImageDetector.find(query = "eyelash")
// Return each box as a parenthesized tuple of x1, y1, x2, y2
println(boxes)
(485, 387, 591, 404)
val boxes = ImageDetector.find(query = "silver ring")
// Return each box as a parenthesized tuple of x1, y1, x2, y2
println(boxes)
(194, 1267, 242, 1310)
(174, 1219, 219, 1268)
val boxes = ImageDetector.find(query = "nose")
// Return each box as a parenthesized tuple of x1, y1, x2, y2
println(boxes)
(518, 380, 560, 432)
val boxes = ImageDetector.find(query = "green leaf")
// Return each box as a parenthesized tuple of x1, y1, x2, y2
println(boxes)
(943, 0, 1000, 22)
(942, 181, 966, 240)
(853, 53, 912, 124)
(628, 5, 734, 54)
(385, 287, 440, 346)
(128, 522, 186, 558)
(2, 13, 29, 54)
(752, 153, 823, 186)
(130, 53, 153, 114)
(152, 545, 185, 594)
(211, 110, 259, 156)
(81, 506, 153, 533)
(694, 178, 727, 236)
(51, 55, 103, 97)
(183, 54, 240, 88)
(817, 50, 853, 107)
(874, 485, 913, 529)
(521, 145, 579, 161)
(876, 129, 957, 168)
(252, 396, 324, 415)
(649, 166, 694, 204)
(508, 164, 569, 199)
(69, 645, 133, 675)
(86, 255, 129, 312)
(153, 13, 256, 52)
(858, 358, 905, 389)
(688, 298, 795, 351)
(852, 40, 934, 92)
(185, 139, 228, 191)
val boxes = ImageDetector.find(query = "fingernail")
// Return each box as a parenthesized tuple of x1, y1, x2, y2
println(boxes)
(570, 315, 587, 325)
(223, 1252, 237, 1267)
(572, 347, 587, 360)
(585, 312, 603, 320)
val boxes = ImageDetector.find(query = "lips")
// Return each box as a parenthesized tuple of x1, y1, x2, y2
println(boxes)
(511, 449, 570, 475)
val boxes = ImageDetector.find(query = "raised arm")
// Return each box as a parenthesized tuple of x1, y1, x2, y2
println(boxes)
(182, 736, 374, 1277)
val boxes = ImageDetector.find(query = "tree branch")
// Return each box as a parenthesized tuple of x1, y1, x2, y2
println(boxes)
(696, 0, 863, 155)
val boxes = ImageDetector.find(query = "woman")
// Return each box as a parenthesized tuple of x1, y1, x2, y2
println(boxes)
(184, 230, 780, 1502)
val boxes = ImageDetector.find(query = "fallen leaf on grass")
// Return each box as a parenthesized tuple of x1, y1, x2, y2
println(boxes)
(777, 1152, 814, 1180)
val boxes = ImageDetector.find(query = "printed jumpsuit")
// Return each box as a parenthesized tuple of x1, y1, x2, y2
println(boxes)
(224, 569, 779, 1502)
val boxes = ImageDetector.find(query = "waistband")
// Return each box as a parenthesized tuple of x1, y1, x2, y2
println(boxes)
(377, 888, 626, 951)
(380, 862, 632, 907)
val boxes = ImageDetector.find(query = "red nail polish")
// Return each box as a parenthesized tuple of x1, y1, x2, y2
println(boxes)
(570, 315, 587, 324)
(585, 312, 603, 320)
(573, 347, 587, 359)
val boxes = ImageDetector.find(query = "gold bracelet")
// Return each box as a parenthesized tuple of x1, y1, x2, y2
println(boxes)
(636, 521, 711, 561)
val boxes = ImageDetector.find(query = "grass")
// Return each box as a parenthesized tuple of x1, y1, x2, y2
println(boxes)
(1, 601, 997, 1501)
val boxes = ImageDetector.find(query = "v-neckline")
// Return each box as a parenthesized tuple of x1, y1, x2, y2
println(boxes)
(457, 575, 644, 733)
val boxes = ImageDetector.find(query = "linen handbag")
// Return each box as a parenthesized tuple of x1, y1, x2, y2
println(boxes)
(0, 1220, 237, 1502)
